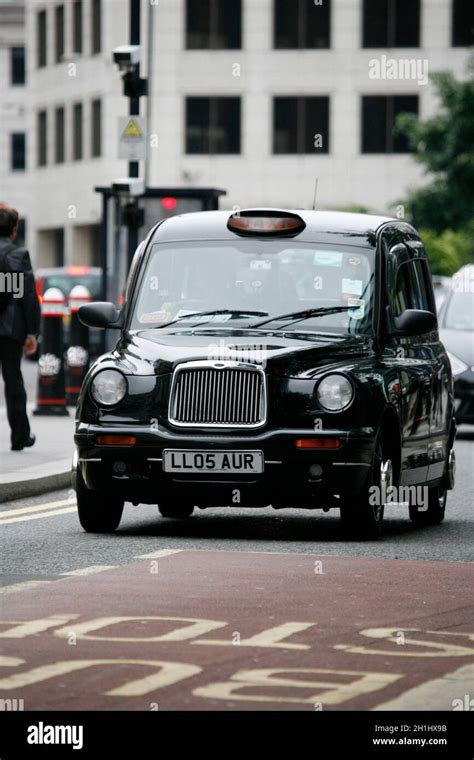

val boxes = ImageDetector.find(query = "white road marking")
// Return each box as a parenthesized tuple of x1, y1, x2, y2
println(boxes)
(134, 549, 183, 559)
(0, 548, 183, 596)
(61, 566, 117, 577)
(0, 499, 75, 518)
(0, 615, 80, 638)
(0, 656, 25, 666)
(0, 659, 202, 696)
(193, 622, 314, 650)
(0, 580, 54, 595)
(373, 664, 474, 710)
(193, 668, 402, 706)
(0, 507, 76, 525)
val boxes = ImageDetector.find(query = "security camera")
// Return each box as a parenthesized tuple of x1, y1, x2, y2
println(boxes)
(112, 178, 145, 197)
(113, 45, 141, 71)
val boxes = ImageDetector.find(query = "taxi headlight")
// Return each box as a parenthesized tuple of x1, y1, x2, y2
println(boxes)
(91, 369, 127, 406)
(317, 374, 354, 412)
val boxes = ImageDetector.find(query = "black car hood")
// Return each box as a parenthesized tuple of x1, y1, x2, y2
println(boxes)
(440, 328, 474, 367)
(108, 328, 374, 378)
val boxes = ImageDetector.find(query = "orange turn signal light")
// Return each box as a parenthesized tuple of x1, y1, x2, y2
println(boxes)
(95, 434, 136, 446)
(295, 438, 341, 449)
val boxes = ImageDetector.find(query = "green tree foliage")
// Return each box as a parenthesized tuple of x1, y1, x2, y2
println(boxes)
(420, 228, 473, 276)
(396, 55, 474, 274)
(397, 55, 474, 233)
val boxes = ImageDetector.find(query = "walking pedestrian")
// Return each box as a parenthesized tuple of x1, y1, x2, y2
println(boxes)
(0, 205, 41, 451)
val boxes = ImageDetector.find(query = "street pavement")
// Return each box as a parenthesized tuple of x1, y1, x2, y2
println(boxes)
(0, 358, 473, 710)
(1, 438, 473, 711)
(0, 358, 73, 500)
(1, 548, 473, 711)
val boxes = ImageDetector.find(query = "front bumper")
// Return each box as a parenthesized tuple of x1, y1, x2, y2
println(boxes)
(74, 423, 376, 506)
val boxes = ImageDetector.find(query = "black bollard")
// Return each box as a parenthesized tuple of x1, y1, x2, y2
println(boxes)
(33, 287, 69, 416)
(66, 285, 91, 406)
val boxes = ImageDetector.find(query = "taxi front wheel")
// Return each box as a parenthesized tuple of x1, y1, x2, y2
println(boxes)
(76, 470, 124, 533)
(339, 437, 390, 540)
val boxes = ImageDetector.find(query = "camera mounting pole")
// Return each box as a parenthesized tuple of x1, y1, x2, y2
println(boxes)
(127, 0, 145, 268)
(128, 0, 144, 180)
(113, 0, 148, 269)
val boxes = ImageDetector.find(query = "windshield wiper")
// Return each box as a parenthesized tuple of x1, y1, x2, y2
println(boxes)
(157, 309, 269, 329)
(249, 306, 356, 329)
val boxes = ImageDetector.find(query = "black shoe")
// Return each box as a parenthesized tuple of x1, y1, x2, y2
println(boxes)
(11, 434, 36, 452)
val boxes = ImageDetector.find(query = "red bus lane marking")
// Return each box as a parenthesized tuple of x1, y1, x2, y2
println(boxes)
(0, 550, 473, 710)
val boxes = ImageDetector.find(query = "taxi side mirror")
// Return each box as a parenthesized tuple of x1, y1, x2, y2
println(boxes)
(78, 302, 123, 330)
(388, 308, 437, 336)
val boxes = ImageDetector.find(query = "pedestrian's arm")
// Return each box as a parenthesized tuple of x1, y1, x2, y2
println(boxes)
(11, 249, 41, 337)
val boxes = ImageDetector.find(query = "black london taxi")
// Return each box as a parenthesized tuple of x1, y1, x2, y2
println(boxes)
(73, 209, 456, 539)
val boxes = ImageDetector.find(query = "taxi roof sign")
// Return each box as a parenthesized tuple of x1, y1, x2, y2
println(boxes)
(227, 209, 306, 237)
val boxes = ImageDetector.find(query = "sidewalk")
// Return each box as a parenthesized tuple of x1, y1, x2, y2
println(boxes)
(0, 404, 74, 502)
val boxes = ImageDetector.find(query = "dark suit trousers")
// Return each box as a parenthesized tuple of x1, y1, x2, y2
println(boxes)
(0, 338, 31, 448)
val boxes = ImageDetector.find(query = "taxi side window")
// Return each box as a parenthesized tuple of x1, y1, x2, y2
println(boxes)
(393, 262, 412, 315)
(393, 260, 430, 316)
(411, 260, 431, 311)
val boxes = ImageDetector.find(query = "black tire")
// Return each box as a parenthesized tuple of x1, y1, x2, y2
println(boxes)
(340, 436, 390, 540)
(409, 484, 446, 525)
(76, 470, 124, 533)
(158, 501, 194, 519)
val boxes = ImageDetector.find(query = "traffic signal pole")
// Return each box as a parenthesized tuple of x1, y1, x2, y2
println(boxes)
(128, 0, 141, 266)
(129, 0, 140, 181)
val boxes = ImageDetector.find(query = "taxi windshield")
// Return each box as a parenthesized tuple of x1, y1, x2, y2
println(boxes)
(130, 240, 376, 335)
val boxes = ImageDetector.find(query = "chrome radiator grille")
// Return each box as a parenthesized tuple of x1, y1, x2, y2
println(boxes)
(169, 362, 266, 428)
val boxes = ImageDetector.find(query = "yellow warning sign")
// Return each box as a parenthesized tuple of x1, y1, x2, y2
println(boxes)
(122, 119, 142, 139)
(118, 115, 146, 159)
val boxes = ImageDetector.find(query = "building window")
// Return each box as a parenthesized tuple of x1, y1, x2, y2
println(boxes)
(54, 229, 65, 267)
(55, 5, 65, 63)
(10, 47, 26, 85)
(186, 0, 242, 49)
(91, 0, 102, 54)
(274, 0, 331, 49)
(16, 219, 26, 248)
(186, 97, 241, 154)
(363, 0, 420, 47)
(91, 99, 102, 157)
(55, 107, 65, 164)
(73, 103, 83, 160)
(273, 97, 329, 154)
(11, 133, 26, 171)
(37, 10, 47, 67)
(452, 0, 474, 46)
(361, 95, 418, 153)
(90, 225, 101, 267)
(73, 0, 83, 54)
(37, 111, 48, 166)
